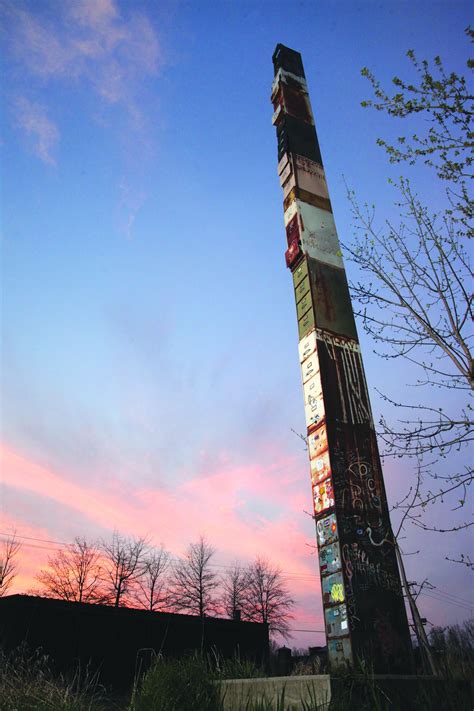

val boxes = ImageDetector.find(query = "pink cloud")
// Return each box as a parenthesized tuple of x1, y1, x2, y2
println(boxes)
(1, 443, 319, 593)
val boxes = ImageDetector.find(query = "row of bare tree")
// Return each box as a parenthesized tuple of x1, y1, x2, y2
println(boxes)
(1, 533, 295, 637)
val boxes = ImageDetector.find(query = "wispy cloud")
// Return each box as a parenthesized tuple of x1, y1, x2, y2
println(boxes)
(1, 442, 316, 595)
(3, 0, 162, 162)
(14, 97, 59, 165)
(118, 179, 147, 239)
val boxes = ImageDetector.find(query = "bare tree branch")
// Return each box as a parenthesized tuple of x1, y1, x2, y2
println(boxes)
(34, 536, 104, 603)
(101, 531, 148, 607)
(0, 533, 21, 596)
(243, 557, 295, 640)
(170, 536, 219, 617)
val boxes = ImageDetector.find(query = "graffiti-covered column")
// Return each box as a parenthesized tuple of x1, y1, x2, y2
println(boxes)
(271, 44, 413, 673)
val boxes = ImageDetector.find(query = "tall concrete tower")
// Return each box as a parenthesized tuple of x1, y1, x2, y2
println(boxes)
(271, 44, 413, 673)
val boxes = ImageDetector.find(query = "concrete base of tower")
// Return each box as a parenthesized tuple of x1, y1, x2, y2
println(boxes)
(219, 674, 471, 710)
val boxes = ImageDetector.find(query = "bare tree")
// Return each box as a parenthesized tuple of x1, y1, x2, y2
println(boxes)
(221, 562, 247, 619)
(133, 545, 170, 611)
(35, 536, 104, 603)
(0, 533, 21, 596)
(345, 29, 473, 533)
(101, 531, 148, 607)
(170, 536, 219, 617)
(243, 557, 294, 639)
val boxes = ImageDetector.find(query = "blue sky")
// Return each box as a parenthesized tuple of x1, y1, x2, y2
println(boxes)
(1, 0, 472, 644)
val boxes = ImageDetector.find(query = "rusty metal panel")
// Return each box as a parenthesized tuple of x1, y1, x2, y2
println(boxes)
(299, 203, 344, 269)
(292, 259, 308, 288)
(277, 115, 322, 164)
(298, 306, 315, 339)
(285, 241, 303, 269)
(310, 449, 331, 485)
(303, 371, 324, 428)
(328, 637, 353, 667)
(325, 604, 349, 637)
(317, 512, 338, 547)
(322, 571, 345, 605)
(294, 274, 310, 303)
(272, 44, 306, 79)
(296, 291, 312, 320)
(284, 200, 344, 269)
(295, 187, 332, 213)
(279, 160, 293, 186)
(271, 104, 282, 126)
(282, 172, 296, 199)
(286, 213, 300, 246)
(307, 258, 358, 340)
(301, 351, 319, 384)
(294, 155, 329, 198)
(278, 153, 290, 176)
(284, 198, 298, 226)
(298, 329, 317, 363)
(319, 542, 341, 577)
(271, 68, 308, 100)
(284, 187, 332, 216)
(313, 476, 335, 515)
(272, 83, 313, 125)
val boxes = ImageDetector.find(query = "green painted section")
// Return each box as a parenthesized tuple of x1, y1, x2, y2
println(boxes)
(296, 291, 312, 319)
(294, 274, 310, 303)
(292, 258, 308, 288)
(298, 307, 315, 339)
(307, 258, 358, 339)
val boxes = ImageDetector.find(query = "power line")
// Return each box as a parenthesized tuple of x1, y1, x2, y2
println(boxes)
(2, 530, 472, 613)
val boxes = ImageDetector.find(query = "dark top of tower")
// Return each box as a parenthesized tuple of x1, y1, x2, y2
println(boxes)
(272, 44, 305, 79)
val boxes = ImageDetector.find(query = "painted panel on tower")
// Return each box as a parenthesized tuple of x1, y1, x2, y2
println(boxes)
(308, 424, 328, 459)
(298, 307, 315, 339)
(272, 45, 306, 80)
(278, 153, 290, 176)
(303, 371, 324, 428)
(272, 83, 313, 125)
(313, 476, 335, 515)
(298, 329, 317, 363)
(315, 331, 372, 425)
(322, 571, 345, 605)
(277, 115, 322, 164)
(286, 213, 300, 246)
(325, 604, 349, 637)
(284, 200, 344, 269)
(282, 173, 296, 199)
(296, 291, 312, 320)
(328, 638, 353, 667)
(316, 513, 338, 547)
(284, 187, 332, 215)
(294, 274, 310, 303)
(294, 155, 329, 199)
(301, 351, 319, 384)
(271, 67, 308, 99)
(292, 259, 308, 288)
(310, 449, 331, 485)
(279, 160, 293, 186)
(307, 258, 358, 339)
(319, 541, 342, 576)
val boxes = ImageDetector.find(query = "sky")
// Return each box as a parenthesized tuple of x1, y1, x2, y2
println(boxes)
(1, 0, 472, 648)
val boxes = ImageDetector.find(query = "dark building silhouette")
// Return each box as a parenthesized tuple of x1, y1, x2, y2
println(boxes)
(0, 595, 268, 689)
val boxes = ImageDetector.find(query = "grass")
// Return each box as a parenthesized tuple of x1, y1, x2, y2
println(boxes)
(1, 645, 471, 710)
(0, 645, 113, 711)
